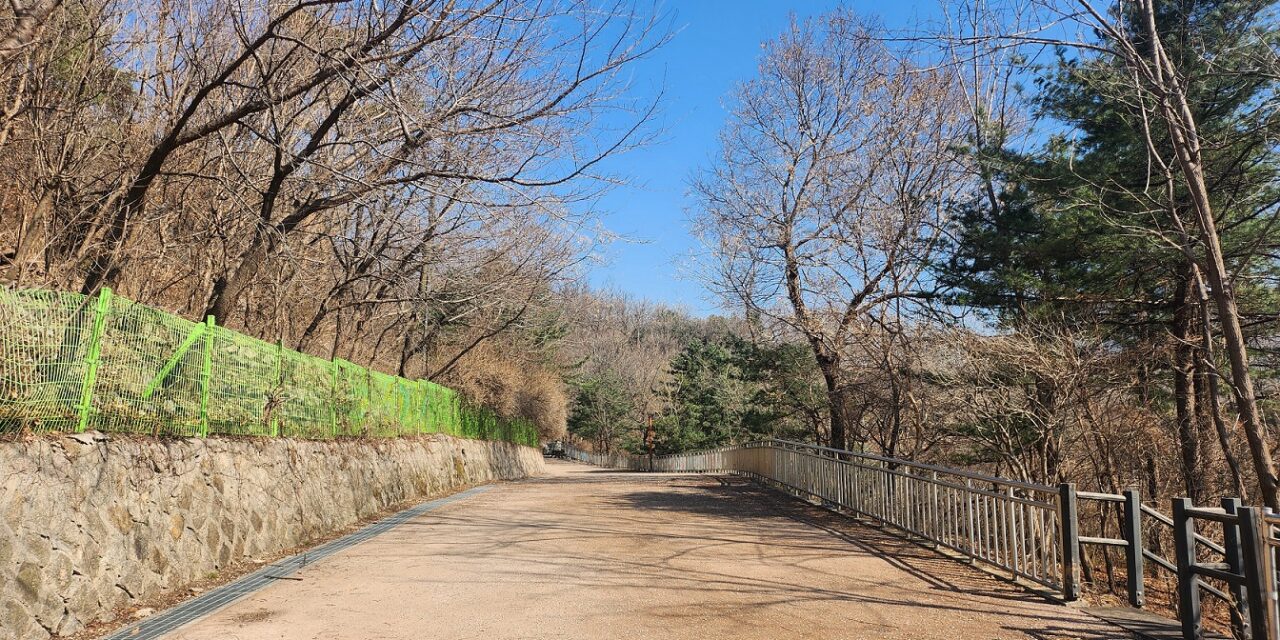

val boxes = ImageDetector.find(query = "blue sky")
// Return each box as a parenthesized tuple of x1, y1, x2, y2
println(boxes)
(584, 1, 936, 316)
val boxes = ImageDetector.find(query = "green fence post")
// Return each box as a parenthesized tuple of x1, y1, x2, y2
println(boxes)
(395, 380, 405, 436)
(272, 339, 283, 438)
(198, 315, 215, 437)
(76, 287, 112, 433)
(364, 368, 372, 433)
(424, 378, 435, 435)
(330, 359, 340, 437)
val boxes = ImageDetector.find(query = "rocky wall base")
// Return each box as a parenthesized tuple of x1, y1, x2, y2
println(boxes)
(0, 433, 544, 639)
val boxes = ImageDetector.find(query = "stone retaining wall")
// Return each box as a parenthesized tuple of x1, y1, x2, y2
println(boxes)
(0, 433, 545, 639)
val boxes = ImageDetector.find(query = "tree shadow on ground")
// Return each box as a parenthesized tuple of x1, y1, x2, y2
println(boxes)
(609, 478, 1054, 604)
(375, 469, 1140, 639)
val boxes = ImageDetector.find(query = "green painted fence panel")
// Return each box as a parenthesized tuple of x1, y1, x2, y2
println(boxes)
(89, 294, 204, 436)
(0, 288, 94, 432)
(0, 286, 538, 447)
(205, 326, 276, 437)
(277, 348, 332, 439)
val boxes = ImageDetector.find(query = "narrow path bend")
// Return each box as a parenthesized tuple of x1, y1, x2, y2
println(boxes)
(167, 460, 1133, 640)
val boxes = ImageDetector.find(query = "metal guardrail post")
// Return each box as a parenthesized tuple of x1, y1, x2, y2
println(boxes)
(1059, 482, 1081, 602)
(1123, 488, 1145, 608)
(1173, 497, 1202, 639)
(1237, 507, 1275, 640)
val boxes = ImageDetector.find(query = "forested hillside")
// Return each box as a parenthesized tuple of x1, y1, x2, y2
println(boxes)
(0, 0, 668, 442)
(5, 0, 1280, 517)
(682, 0, 1280, 514)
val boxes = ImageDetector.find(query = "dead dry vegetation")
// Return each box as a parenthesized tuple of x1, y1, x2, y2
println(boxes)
(0, 0, 671, 441)
(676, 0, 1280, 619)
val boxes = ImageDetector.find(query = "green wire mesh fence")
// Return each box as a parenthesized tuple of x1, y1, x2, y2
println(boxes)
(0, 286, 539, 447)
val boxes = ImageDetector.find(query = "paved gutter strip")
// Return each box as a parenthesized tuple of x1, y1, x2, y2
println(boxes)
(102, 485, 494, 640)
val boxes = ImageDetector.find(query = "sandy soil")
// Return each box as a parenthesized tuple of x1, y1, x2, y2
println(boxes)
(163, 460, 1135, 640)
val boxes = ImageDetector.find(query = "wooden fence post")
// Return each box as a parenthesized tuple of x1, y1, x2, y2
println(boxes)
(1222, 498, 1251, 637)
(1237, 507, 1275, 640)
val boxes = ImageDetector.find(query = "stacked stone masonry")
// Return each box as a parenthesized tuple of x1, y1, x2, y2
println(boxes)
(0, 433, 545, 639)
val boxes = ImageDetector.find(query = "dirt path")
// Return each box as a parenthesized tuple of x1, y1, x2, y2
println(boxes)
(164, 460, 1133, 640)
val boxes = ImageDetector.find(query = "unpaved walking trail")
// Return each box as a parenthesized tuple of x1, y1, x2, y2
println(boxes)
(166, 460, 1132, 640)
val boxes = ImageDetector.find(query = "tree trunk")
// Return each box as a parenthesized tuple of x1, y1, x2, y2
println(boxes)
(203, 231, 275, 323)
(1195, 279, 1249, 500)
(886, 371, 902, 459)
(818, 357, 847, 451)
(1173, 273, 1204, 502)
(1140, 1, 1280, 508)
(1175, 164, 1276, 506)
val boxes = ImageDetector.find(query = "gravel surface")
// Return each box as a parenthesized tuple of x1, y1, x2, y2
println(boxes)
(163, 461, 1136, 640)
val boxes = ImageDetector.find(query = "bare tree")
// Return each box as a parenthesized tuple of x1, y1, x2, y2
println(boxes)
(692, 14, 967, 450)
(0, 0, 671, 443)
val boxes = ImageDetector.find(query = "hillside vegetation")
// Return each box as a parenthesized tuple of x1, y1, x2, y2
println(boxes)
(4, 0, 1280, 529)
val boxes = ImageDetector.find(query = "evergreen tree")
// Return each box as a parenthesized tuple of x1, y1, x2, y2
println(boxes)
(651, 333, 823, 454)
(942, 0, 1280, 502)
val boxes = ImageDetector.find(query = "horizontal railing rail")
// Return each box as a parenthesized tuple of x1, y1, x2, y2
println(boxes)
(565, 438, 1280, 639)
(758, 438, 1057, 493)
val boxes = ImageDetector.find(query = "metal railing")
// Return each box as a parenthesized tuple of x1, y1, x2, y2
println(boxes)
(1169, 499, 1276, 639)
(566, 438, 1280, 639)
(562, 445, 649, 470)
(572, 439, 1070, 593)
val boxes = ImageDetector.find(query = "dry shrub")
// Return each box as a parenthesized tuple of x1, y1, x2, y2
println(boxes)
(440, 345, 567, 441)
(515, 370, 569, 441)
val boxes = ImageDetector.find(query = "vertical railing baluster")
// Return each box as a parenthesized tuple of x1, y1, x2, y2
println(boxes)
(929, 472, 939, 542)
(965, 479, 976, 558)
(1007, 487, 1020, 578)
